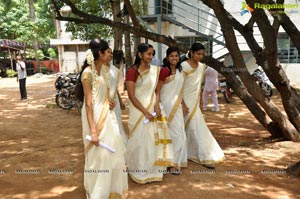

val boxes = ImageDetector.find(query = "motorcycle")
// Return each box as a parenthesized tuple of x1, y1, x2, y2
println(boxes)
(251, 67, 273, 97)
(55, 73, 83, 113)
(219, 78, 233, 103)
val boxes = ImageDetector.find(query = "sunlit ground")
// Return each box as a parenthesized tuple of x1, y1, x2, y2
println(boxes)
(0, 75, 299, 199)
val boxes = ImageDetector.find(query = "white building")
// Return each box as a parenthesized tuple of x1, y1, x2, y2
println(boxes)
(144, 0, 300, 86)
(50, 20, 89, 73)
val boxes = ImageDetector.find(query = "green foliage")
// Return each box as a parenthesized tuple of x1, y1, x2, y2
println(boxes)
(0, 0, 148, 57)
(0, 0, 56, 53)
(40, 66, 49, 74)
(63, 0, 113, 41)
(47, 48, 57, 59)
(61, 0, 148, 41)
(6, 69, 17, 77)
(37, 49, 44, 60)
(28, 49, 36, 59)
(131, 0, 148, 16)
(66, 22, 112, 41)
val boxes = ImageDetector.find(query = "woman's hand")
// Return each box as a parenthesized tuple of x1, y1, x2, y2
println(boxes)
(154, 103, 162, 117)
(90, 133, 99, 146)
(109, 99, 116, 110)
(144, 111, 155, 122)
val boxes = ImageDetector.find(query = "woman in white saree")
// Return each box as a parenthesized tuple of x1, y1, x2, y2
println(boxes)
(156, 46, 188, 174)
(126, 43, 174, 184)
(109, 62, 128, 145)
(181, 43, 225, 168)
(80, 39, 128, 199)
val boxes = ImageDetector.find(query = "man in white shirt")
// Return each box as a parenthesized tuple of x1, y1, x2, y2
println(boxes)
(202, 66, 219, 112)
(16, 55, 27, 100)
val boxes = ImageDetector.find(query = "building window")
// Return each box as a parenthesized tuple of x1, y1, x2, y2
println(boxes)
(175, 36, 212, 56)
(155, 0, 172, 15)
(64, 45, 76, 52)
(277, 33, 300, 63)
(79, 44, 89, 52)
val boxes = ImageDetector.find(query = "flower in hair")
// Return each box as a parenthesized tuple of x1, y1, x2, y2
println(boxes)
(185, 50, 190, 59)
(86, 49, 94, 65)
(86, 49, 97, 103)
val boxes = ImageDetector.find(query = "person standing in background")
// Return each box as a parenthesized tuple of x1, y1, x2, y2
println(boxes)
(151, 49, 161, 67)
(16, 55, 27, 100)
(107, 51, 128, 145)
(113, 50, 126, 95)
(202, 66, 219, 112)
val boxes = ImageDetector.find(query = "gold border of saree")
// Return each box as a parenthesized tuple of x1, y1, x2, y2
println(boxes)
(129, 67, 160, 136)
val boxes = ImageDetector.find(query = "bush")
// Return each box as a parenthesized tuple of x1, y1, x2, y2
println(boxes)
(47, 48, 57, 59)
(6, 69, 17, 77)
(41, 66, 49, 74)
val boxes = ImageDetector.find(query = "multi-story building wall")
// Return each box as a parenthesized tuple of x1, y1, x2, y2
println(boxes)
(144, 0, 300, 86)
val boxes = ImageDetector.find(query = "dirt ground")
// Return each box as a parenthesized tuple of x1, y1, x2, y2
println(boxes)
(0, 75, 300, 199)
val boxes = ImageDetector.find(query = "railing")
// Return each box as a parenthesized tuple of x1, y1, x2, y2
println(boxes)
(144, 0, 264, 59)
(146, 0, 226, 58)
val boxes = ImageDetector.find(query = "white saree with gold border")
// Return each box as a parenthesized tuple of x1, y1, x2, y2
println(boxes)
(81, 67, 128, 199)
(127, 65, 174, 184)
(160, 70, 188, 169)
(110, 65, 128, 145)
(181, 61, 225, 164)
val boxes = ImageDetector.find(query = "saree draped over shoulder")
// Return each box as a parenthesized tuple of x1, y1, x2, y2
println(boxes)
(127, 66, 174, 184)
(110, 65, 128, 145)
(181, 61, 225, 164)
(160, 70, 187, 169)
(81, 67, 128, 199)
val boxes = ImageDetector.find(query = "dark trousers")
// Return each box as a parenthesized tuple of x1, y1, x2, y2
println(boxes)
(19, 78, 27, 99)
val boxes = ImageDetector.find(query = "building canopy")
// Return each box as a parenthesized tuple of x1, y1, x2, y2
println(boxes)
(0, 39, 26, 51)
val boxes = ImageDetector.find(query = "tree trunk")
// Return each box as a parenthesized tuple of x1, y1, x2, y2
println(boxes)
(133, 36, 141, 60)
(249, 4, 300, 141)
(124, 14, 132, 69)
(123, 0, 141, 28)
(202, 0, 300, 141)
(230, 11, 300, 141)
(203, 57, 282, 138)
(110, 0, 123, 50)
(272, 11, 300, 50)
(29, 0, 40, 72)
(271, 10, 300, 111)
(228, 16, 288, 138)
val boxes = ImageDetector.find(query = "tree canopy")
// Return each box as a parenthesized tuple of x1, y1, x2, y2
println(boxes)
(63, 0, 113, 41)
(0, 0, 57, 58)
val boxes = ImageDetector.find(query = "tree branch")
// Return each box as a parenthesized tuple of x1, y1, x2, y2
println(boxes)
(123, 0, 141, 29)
(248, 0, 300, 140)
(263, 0, 300, 50)
(52, 0, 183, 51)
